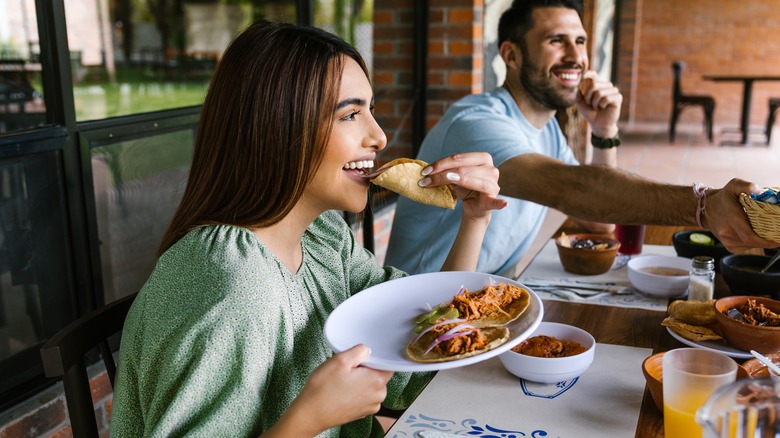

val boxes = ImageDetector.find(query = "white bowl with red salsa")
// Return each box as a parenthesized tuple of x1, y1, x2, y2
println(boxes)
(499, 322, 595, 383)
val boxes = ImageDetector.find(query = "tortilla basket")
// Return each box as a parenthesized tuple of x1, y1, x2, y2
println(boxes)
(740, 189, 780, 243)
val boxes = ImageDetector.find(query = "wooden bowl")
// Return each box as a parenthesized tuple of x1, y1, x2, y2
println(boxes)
(714, 296, 780, 353)
(741, 351, 780, 379)
(641, 352, 664, 412)
(554, 233, 620, 275)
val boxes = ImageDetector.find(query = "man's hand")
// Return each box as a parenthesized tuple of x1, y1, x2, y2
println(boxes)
(576, 70, 622, 139)
(705, 178, 780, 252)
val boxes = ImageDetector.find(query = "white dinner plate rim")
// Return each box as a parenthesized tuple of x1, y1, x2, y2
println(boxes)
(666, 327, 751, 359)
(324, 271, 544, 372)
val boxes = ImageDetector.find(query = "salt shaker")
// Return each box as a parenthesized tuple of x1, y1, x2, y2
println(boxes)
(688, 255, 715, 301)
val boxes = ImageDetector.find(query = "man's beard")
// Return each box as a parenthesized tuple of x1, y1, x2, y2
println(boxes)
(518, 46, 579, 111)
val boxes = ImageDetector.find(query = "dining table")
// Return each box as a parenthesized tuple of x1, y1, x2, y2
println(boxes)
(702, 73, 780, 146)
(384, 224, 748, 438)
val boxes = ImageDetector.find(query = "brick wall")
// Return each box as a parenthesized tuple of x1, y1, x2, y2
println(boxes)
(0, 362, 112, 437)
(427, 0, 484, 130)
(618, 0, 780, 129)
(373, 0, 484, 164)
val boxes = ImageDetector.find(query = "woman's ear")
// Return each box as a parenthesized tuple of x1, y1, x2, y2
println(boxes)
(499, 40, 522, 72)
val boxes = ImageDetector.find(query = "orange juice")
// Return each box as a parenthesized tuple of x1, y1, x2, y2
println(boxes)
(664, 402, 702, 438)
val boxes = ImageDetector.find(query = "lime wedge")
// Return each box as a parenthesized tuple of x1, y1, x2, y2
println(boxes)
(690, 232, 715, 246)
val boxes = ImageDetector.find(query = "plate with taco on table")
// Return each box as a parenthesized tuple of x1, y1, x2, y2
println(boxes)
(324, 271, 543, 371)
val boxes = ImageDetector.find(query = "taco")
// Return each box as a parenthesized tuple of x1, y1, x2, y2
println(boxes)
(369, 158, 457, 209)
(406, 321, 510, 363)
(407, 282, 531, 363)
(413, 282, 531, 333)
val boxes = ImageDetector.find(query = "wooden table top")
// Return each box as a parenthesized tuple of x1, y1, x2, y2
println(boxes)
(545, 223, 756, 437)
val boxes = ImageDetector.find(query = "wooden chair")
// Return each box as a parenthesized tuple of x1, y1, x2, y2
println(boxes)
(39, 292, 137, 438)
(767, 97, 780, 144)
(670, 61, 715, 143)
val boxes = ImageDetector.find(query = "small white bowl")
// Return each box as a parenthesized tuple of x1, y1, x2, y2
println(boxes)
(627, 255, 690, 297)
(499, 322, 595, 383)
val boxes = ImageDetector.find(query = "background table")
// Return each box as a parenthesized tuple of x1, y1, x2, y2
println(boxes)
(702, 74, 780, 145)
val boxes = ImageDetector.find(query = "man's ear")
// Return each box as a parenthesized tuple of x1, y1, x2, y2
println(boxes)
(498, 40, 521, 71)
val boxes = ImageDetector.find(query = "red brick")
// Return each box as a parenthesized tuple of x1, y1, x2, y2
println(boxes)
(47, 426, 73, 438)
(428, 40, 445, 56)
(427, 72, 445, 86)
(449, 41, 475, 56)
(449, 72, 475, 88)
(373, 10, 394, 25)
(372, 71, 394, 86)
(373, 41, 394, 56)
(450, 8, 474, 23)
(90, 372, 112, 402)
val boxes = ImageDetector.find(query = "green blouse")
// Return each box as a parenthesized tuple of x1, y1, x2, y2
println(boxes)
(110, 211, 430, 437)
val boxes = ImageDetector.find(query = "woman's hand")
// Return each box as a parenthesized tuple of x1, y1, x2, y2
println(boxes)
(272, 345, 393, 437)
(420, 152, 507, 219)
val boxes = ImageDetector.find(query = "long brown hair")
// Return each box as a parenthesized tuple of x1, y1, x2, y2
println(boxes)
(158, 21, 369, 255)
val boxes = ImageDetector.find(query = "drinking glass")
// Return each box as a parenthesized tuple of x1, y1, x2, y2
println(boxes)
(696, 378, 780, 438)
(615, 224, 646, 255)
(663, 348, 737, 438)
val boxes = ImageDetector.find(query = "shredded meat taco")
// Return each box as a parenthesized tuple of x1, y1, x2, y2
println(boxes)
(407, 282, 531, 363)
(406, 321, 510, 363)
(369, 158, 457, 209)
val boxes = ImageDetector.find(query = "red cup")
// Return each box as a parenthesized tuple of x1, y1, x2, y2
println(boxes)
(615, 224, 646, 255)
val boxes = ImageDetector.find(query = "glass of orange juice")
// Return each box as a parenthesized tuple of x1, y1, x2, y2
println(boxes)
(663, 348, 737, 438)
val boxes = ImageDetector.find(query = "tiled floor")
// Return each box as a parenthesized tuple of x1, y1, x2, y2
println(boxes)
(616, 122, 780, 187)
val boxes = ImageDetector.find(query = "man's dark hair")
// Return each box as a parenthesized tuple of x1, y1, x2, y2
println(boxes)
(498, 0, 584, 47)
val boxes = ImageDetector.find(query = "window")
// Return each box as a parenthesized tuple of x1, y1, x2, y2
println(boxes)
(0, 0, 380, 414)
(84, 113, 198, 303)
(0, 0, 47, 134)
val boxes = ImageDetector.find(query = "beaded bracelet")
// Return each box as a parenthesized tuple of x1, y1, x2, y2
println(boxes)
(693, 182, 712, 228)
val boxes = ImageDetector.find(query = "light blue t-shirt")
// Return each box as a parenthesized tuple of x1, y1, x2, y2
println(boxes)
(385, 87, 578, 276)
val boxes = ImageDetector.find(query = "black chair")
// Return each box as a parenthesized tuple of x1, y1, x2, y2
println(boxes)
(767, 97, 780, 144)
(39, 292, 137, 438)
(670, 60, 715, 143)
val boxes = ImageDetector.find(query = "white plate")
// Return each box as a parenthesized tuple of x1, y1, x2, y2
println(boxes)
(324, 271, 544, 371)
(666, 327, 751, 359)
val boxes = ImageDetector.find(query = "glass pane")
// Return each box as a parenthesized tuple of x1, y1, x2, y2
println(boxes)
(92, 129, 193, 303)
(315, 0, 373, 72)
(0, 0, 47, 133)
(0, 152, 73, 361)
(65, 0, 243, 121)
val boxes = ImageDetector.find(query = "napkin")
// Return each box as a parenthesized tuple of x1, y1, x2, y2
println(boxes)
(517, 240, 672, 311)
(387, 343, 651, 438)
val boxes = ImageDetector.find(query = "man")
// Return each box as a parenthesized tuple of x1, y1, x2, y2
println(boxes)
(385, 0, 775, 276)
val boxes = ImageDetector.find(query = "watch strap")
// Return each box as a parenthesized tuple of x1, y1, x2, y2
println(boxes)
(591, 133, 621, 149)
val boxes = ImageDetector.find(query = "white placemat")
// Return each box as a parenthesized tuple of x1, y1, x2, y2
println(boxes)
(517, 240, 675, 311)
(387, 343, 652, 438)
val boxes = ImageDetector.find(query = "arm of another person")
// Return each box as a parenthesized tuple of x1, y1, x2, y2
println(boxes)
(416, 152, 507, 272)
(497, 153, 773, 253)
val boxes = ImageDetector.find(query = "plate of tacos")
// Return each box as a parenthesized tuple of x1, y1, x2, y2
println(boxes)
(323, 271, 544, 371)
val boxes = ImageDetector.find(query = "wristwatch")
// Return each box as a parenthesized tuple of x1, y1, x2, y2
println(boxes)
(591, 133, 621, 149)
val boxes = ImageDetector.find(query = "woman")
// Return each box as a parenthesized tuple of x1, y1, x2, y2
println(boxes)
(110, 20, 506, 437)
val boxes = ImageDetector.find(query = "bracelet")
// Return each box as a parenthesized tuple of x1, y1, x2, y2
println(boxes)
(693, 182, 712, 228)
(591, 133, 621, 149)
